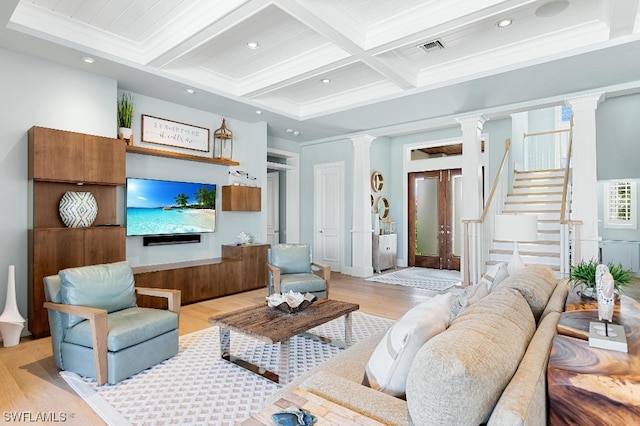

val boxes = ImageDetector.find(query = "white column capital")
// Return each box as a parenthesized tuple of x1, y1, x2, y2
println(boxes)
(456, 115, 488, 131)
(350, 134, 376, 148)
(565, 93, 605, 113)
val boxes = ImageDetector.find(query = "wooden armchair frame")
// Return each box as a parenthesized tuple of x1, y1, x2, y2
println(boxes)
(43, 287, 180, 385)
(267, 262, 331, 297)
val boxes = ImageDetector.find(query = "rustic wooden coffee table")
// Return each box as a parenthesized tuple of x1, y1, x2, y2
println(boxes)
(208, 299, 359, 383)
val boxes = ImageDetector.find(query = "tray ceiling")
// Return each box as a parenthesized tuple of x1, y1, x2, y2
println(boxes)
(3, 0, 640, 141)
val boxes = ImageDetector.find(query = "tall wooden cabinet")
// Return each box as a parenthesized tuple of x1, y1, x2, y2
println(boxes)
(28, 127, 126, 337)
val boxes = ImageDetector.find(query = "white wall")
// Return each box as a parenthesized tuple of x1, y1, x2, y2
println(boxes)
(124, 93, 267, 266)
(0, 47, 116, 320)
(0, 47, 267, 323)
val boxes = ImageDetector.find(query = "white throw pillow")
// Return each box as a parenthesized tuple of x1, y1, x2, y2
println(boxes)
(365, 292, 454, 397)
(450, 281, 489, 320)
(480, 262, 509, 292)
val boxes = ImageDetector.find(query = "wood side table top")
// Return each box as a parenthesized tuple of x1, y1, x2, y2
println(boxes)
(240, 387, 384, 425)
(548, 288, 640, 424)
(208, 299, 359, 344)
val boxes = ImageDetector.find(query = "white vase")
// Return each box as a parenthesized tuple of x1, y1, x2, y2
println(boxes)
(59, 191, 98, 228)
(0, 265, 26, 347)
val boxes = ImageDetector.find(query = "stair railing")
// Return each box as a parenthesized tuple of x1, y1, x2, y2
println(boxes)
(558, 119, 582, 276)
(462, 139, 511, 286)
(522, 120, 581, 276)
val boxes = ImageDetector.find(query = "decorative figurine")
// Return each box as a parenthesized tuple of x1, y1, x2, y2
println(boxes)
(596, 264, 615, 322)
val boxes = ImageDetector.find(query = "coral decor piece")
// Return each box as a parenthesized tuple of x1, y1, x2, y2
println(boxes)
(266, 291, 317, 313)
(237, 232, 251, 244)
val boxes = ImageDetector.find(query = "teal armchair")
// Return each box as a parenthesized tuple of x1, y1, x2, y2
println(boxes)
(43, 261, 180, 385)
(267, 243, 330, 299)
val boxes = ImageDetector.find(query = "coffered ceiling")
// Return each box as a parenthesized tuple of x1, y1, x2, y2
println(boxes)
(2, 0, 640, 141)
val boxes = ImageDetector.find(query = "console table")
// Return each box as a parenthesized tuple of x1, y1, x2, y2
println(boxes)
(547, 289, 640, 424)
(133, 244, 269, 308)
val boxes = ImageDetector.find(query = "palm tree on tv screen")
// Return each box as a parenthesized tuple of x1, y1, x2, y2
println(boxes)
(195, 187, 215, 209)
(175, 193, 189, 208)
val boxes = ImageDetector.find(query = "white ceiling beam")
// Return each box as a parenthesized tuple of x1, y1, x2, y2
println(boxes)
(147, 0, 271, 68)
(276, 0, 417, 89)
(603, 0, 640, 38)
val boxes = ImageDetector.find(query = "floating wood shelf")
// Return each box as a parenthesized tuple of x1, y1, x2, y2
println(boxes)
(126, 145, 240, 166)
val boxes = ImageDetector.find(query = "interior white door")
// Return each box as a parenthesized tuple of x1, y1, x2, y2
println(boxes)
(266, 172, 279, 245)
(313, 162, 343, 272)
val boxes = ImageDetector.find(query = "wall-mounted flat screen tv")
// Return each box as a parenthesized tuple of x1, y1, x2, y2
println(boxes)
(126, 177, 216, 236)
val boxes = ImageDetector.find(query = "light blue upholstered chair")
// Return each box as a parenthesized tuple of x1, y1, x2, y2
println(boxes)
(267, 243, 330, 299)
(43, 261, 180, 385)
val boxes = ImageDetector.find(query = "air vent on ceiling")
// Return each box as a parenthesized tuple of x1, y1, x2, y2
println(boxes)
(418, 39, 445, 53)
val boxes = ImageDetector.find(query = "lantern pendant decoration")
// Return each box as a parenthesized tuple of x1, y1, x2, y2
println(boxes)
(214, 118, 233, 160)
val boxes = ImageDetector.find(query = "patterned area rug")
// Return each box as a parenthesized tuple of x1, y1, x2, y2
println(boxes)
(366, 267, 461, 292)
(61, 312, 392, 426)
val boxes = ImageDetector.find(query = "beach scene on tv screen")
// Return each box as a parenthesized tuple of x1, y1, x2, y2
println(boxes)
(126, 178, 216, 236)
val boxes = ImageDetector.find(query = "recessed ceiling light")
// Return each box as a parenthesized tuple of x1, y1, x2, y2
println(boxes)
(321, 78, 331, 84)
(82, 56, 95, 64)
(286, 128, 293, 133)
(255, 110, 262, 115)
(246, 41, 259, 49)
(496, 18, 514, 28)
(186, 88, 195, 94)
(293, 131, 300, 136)
(535, 0, 569, 17)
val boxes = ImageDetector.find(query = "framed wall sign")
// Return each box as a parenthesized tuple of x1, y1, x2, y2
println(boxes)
(141, 115, 210, 152)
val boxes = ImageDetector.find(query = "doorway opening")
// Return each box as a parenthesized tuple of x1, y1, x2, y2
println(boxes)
(408, 169, 462, 270)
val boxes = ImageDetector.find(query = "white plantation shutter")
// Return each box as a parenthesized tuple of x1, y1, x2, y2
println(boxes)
(605, 180, 636, 229)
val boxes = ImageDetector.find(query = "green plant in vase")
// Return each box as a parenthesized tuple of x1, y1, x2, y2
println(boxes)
(117, 91, 134, 143)
(568, 258, 631, 299)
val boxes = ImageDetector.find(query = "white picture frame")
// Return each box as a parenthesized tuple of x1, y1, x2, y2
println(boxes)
(141, 115, 210, 152)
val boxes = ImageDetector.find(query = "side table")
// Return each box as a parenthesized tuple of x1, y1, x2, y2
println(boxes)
(241, 387, 384, 425)
(547, 289, 640, 424)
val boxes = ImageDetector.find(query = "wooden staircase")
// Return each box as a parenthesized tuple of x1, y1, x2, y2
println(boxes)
(488, 169, 565, 274)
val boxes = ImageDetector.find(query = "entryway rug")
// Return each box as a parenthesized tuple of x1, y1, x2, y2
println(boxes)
(366, 267, 461, 292)
(60, 312, 393, 426)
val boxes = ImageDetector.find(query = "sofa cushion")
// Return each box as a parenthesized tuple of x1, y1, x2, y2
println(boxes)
(451, 281, 489, 319)
(491, 264, 557, 321)
(488, 311, 561, 426)
(406, 287, 536, 425)
(269, 244, 312, 274)
(482, 262, 509, 291)
(59, 261, 137, 328)
(365, 292, 454, 397)
(64, 307, 178, 352)
(280, 273, 326, 294)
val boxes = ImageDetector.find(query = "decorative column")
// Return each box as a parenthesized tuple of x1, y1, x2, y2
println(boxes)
(457, 116, 487, 220)
(566, 93, 604, 261)
(351, 134, 376, 277)
(457, 115, 486, 283)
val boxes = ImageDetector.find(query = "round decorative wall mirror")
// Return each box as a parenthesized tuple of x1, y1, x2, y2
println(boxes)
(371, 171, 384, 192)
(375, 196, 390, 218)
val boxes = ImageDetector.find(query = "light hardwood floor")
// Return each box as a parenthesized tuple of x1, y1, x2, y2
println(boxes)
(5, 272, 638, 425)
(0, 272, 432, 426)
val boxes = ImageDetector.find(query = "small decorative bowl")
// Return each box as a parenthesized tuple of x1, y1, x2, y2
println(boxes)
(267, 292, 317, 313)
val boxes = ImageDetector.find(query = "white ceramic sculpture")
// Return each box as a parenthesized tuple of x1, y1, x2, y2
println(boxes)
(596, 264, 615, 322)
(0, 265, 26, 347)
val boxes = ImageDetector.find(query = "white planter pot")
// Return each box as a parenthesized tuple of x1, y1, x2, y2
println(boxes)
(119, 127, 132, 140)
(0, 265, 26, 347)
(59, 191, 98, 228)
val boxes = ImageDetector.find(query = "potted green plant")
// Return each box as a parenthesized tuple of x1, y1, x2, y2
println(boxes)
(117, 91, 134, 143)
(568, 259, 631, 299)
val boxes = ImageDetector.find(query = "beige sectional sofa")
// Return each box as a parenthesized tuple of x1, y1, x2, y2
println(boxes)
(266, 265, 569, 425)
